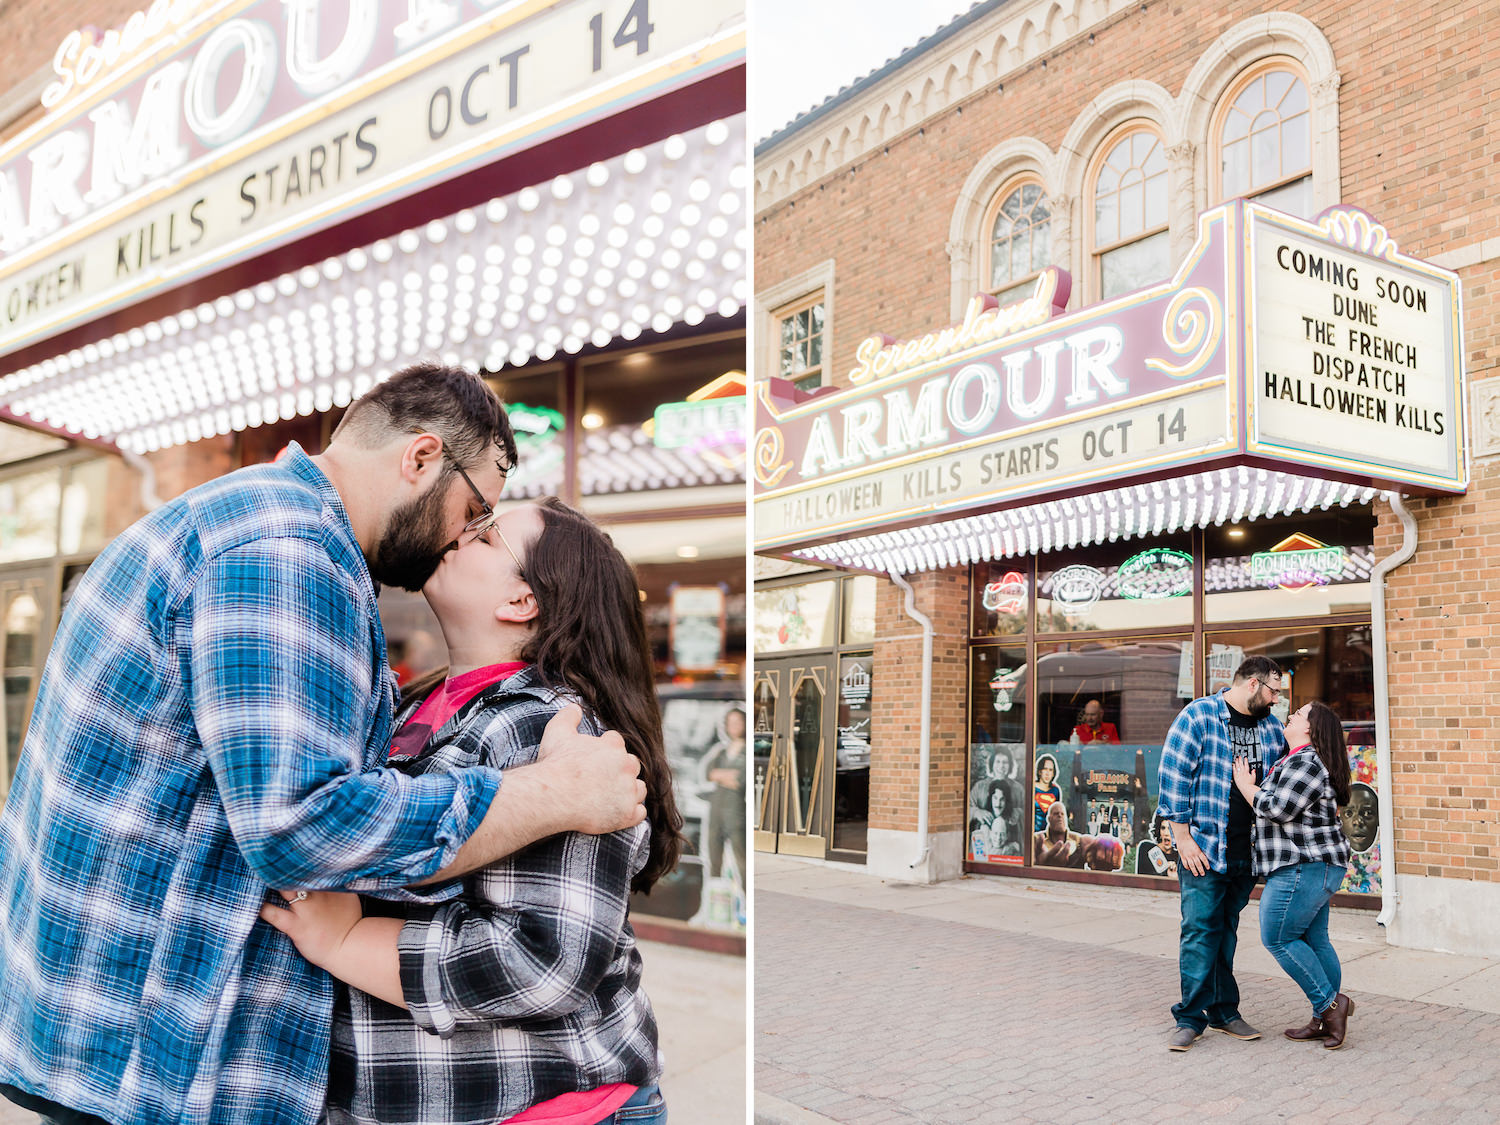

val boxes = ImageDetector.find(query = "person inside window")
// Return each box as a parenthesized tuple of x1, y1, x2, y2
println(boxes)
(1073, 699, 1120, 743)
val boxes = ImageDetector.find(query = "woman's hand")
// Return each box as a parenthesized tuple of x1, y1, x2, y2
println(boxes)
(259, 891, 363, 970)
(1232, 754, 1259, 803)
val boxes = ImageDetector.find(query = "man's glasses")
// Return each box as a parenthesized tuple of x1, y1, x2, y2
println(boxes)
(447, 458, 499, 544)
(408, 428, 500, 544)
(1253, 677, 1283, 699)
(449, 460, 524, 573)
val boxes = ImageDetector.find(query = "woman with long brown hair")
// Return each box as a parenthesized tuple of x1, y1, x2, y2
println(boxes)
(1232, 700, 1354, 1050)
(263, 497, 682, 1125)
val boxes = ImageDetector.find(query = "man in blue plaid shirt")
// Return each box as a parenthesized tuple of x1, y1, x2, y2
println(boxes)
(0, 364, 647, 1125)
(1157, 655, 1287, 1053)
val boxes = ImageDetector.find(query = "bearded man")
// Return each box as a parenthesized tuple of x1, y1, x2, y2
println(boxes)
(1157, 655, 1287, 1053)
(0, 363, 647, 1125)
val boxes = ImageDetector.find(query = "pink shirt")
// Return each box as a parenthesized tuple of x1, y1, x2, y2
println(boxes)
(390, 661, 637, 1124)
(502, 1085, 636, 1123)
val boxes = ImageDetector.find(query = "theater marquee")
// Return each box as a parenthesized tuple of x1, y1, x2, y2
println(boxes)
(753, 201, 1466, 554)
(0, 0, 745, 358)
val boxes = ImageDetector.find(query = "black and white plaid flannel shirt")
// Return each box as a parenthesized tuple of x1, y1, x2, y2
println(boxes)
(1251, 746, 1352, 877)
(325, 666, 660, 1125)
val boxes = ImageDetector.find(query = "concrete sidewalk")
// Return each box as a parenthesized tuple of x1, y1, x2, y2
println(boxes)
(755, 853, 1500, 1125)
(0, 938, 744, 1125)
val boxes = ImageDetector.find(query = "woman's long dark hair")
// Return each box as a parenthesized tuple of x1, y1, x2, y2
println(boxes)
(1305, 701, 1352, 806)
(518, 498, 684, 893)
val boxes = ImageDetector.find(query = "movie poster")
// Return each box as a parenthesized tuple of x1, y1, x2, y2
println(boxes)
(1340, 740, 1380, 895)
(1029, 744, 1163, 875)
(968, 742, 1026, 865)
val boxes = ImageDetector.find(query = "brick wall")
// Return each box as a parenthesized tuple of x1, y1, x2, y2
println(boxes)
(757, 0, 1500, 880)
(1378, 456, 1500, 883)
(870, 569, 970, 835)
(0, 0, 145, 142)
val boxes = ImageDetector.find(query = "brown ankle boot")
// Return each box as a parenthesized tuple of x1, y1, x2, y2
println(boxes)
(1321, 993, 1355, 1049)
(1283, 1014, 1328, 1041)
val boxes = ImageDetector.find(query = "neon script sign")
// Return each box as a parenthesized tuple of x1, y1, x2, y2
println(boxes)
(847, 269, 1069, 385)
(982, 571, 1027, 614)
(1249, 533, 1348, 590)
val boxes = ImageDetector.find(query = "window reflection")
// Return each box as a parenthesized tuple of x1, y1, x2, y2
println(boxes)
(968, 646, 1027, 865)
(1205, 510, 1375, 623)
(1032, 636, 1191, 876)
(486, 367, 564, 500)
(1204, 623, 1377, 895)
(753, 582, 838, 654)
(971, 561, 1030, 637)
(834, 654, 871, 853)
(1036, 535, 1193, 633)
(578, 337, 746, 497)
(0, 470, 60, 565)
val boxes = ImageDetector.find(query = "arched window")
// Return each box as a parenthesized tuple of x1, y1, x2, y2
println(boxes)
(1218, 65, 1312, 217)
(1092, 127, 1169, 300)
(985, 181, 1051, 305)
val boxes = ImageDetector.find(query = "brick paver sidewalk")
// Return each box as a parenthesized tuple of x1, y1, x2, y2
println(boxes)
(755, 860, 1500, 1125)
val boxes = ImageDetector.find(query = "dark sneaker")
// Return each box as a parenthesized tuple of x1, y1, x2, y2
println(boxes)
(1168, 1026, 1202, 1051)
(1209, 1018, 1262, 1040)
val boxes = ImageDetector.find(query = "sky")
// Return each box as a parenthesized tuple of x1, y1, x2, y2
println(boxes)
(752, 0, 976, 143)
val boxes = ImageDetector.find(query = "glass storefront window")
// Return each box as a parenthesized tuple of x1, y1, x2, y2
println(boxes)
(578, 337, 745, 497)
(2, 584, 45, 792)
(841, 576, 876, 645)
(0, 470, 60, 564)
(486, 367, 564, 500)
(1036, 534, 1193, 633)
(971, 561, 1030, 637)
(59, 460, 110, 557)
(753, 581, 838, 654)
(1204, 510, 1374, 623)
(833, 654, 871, 853)
(967, 645, 1028, 865)
(1033, 635, 1192, 878)
(752, 678, 774, 833)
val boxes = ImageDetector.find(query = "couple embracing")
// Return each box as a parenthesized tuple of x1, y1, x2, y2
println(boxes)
(1160, 656, 1358, 1053)
(0, 364, 677, 1124)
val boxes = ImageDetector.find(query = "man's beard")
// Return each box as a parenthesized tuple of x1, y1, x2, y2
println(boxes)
(368, 482, 452, 592)
(1247, 695, 1274, 720)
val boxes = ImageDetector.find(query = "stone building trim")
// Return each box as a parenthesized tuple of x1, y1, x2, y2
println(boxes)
(1057, 80, 1177, 305)
(1177, 11, 1341, 215)
(1472, 376, 1500, 459)
(755, 0, 1134, 212)
(945, 137, 1061, 321)
(942, 13, 1342, 315)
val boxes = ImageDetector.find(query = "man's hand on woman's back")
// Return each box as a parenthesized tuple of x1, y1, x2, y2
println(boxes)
(536, 703, 648, 834)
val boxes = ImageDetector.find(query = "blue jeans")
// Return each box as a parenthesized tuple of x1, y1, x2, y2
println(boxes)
(595, 1084, 666, 1124)
(1259, 860, 1344, 1014)
(1173, 864, 1256, 1032)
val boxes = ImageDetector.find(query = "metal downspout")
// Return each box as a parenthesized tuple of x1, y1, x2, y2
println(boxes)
(889, 569, 933, 874)
(119, 448, 162, 512)
(1372, 491, 1418, 929)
